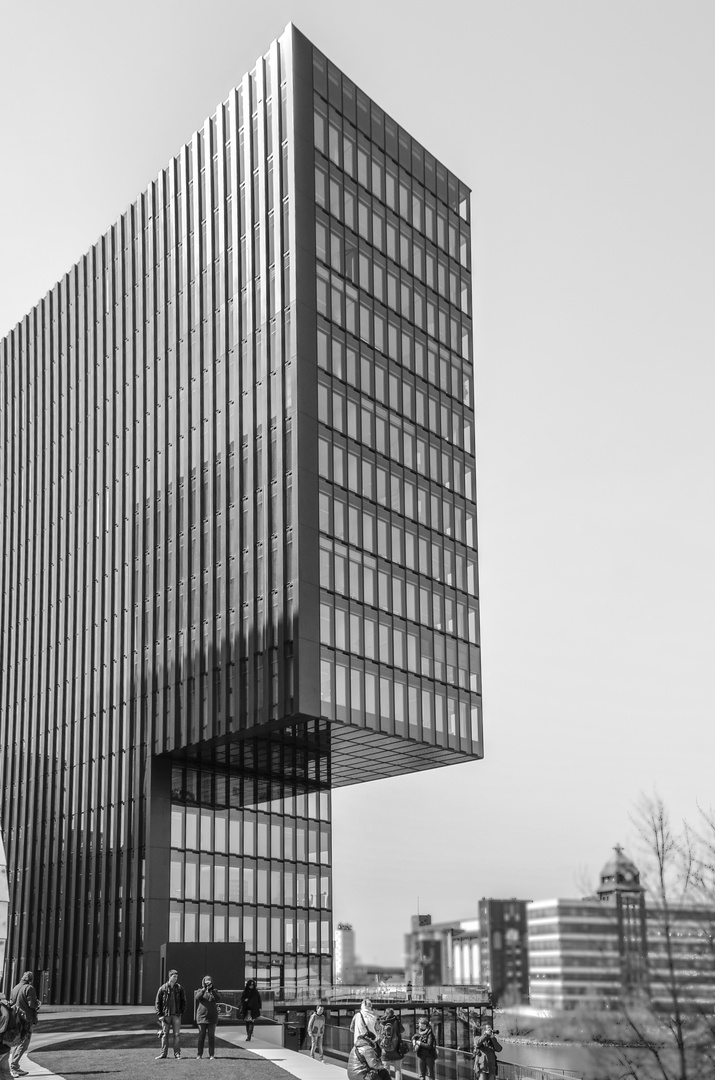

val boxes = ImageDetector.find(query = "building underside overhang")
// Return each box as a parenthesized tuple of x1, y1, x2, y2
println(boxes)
(163, 715, 481, 803)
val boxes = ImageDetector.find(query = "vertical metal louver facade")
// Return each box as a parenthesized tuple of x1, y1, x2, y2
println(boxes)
(0, 24, 481, 1004)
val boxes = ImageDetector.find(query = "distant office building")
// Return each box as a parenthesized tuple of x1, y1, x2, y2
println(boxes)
(354, 963, 406, 985)
(405, 914, 449, 986)
(405, 903, 527, 1003)
(528, 846, 715, 1010)
(529, 847, 651, 1010)
(647, 903, 715, 1011)
(477, 899, 529, 1005)
(0, 23, 480, 1003)
(451, 919, 481, 986)
(529, 897, 624, 1009)
(334, 922, 356, 984)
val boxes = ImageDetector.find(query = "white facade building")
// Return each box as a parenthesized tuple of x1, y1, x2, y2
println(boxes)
(528, 847, 715, 1011)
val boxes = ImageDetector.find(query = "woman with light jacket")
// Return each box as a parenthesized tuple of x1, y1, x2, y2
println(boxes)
(351, 997, 379, 1044)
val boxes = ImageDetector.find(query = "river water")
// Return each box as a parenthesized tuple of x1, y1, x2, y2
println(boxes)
(502, 1037, 657, 1079)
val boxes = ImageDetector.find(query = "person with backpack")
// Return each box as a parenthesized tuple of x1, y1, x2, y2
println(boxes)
(473, 1025, 502, 1080)
(307, 1004, 326, 1061)
(347, 1029, 389, 1080)
(0, 997, 23, 1080)
(412, 1016, 438, 1080)
(376, 1007, 407, 1080)
(8, 971, 39, 1079)
(239, 978, 262, 1041)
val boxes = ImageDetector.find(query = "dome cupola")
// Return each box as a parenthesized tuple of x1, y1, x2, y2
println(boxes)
(597, 844, 642, 900)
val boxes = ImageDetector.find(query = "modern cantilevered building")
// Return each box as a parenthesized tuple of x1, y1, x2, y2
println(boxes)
(0, 24, 480, 1003)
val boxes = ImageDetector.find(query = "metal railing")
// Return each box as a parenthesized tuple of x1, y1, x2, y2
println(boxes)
(320, 1026, 582, 1080)
(271, 984, 491, 1005)
(498, 1063, 583, 1080)
(210, 989, 276, 1021)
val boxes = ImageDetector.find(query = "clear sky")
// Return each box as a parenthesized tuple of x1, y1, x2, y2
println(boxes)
(2, 1, 714, 967)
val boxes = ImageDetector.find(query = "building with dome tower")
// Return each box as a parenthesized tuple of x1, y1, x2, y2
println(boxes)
(528, 846, 715, 1011)
(594, 844, 649, 997)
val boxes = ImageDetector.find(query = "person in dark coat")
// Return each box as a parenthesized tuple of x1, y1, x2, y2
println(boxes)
(412, 1017, 437, 1080)
(239, 978, 262, 1041)
(347, 1030, 390, 1080)
(155, 969, 188, 1059)
(473, 1026, 502, 1080)
(9, 971, 39, 1079)
(195, 975, 222, 1060)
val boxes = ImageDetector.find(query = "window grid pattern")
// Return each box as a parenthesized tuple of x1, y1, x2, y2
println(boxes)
(169, 765, 332, 988)
(312, 48, 481, 756)
(0, 31, 302, 1004)
(0, 25, 482, 1006)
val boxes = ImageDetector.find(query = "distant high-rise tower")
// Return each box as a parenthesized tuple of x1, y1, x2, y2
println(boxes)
(334, 922, 356, 984)
(0, 23, 479, 1003)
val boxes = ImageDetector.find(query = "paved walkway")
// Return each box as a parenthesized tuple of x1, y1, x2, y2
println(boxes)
(16, 1011, 347, 1080)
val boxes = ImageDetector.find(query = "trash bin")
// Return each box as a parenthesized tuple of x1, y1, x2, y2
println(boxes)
(285, 1024, 302, 1051)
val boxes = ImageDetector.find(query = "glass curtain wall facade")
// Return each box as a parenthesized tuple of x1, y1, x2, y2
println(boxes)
(169, 762, 332, 991)
(311, 48, 481, 781)
(0, 24, 481, 1005)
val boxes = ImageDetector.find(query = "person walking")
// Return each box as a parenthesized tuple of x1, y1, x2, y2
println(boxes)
(412, 1017, 437, 1080)
(347, 1029, 389, 1080)
(239, 978, 262, 1042)
(195, 975, 221, 1060)
(308, 1004, 326, 1061)
(8, 971, 39, 1079)
(155, 969, 187, 1060)
(473, 1025, 502, 1080)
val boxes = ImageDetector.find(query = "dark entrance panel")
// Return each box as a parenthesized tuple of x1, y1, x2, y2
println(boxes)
(158, 942, 246, 1020)
(285, 1023, 303, 1051)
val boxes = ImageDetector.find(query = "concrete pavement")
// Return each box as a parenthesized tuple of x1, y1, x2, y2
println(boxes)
(17, 1012, 348, 1080)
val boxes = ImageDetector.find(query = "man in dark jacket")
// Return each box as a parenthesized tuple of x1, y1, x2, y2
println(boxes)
(473, 1025, 502, 1080)
(155, 970, 187, 1060)
(9, 971, 39, 1079)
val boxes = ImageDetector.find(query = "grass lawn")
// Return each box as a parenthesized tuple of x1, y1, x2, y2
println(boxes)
(32, 1031, 300, 1080)
(37, 1014, 156, 1034)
